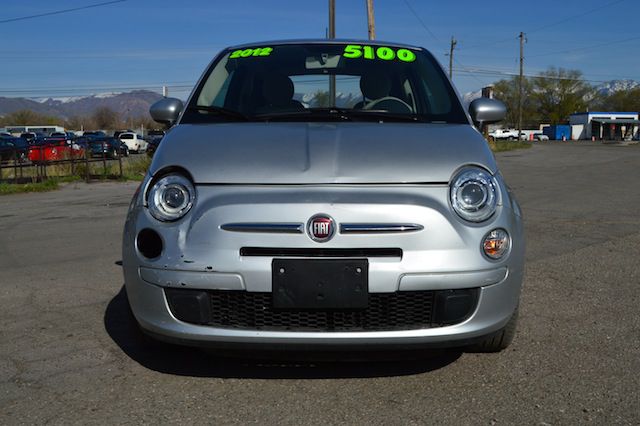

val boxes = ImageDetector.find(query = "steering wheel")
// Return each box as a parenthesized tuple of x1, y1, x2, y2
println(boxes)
(363, 96, 413, 113)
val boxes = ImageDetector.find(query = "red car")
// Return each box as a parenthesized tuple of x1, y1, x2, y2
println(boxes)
(28, 138, 84, 163)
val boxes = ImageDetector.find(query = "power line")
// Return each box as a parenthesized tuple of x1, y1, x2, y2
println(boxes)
(527, 0, 627, 34)
(527, 34, 640, 58)
(452, 67, 619, 84)
(453, 58, 487, 86)
(401, 0, 440, 43)
(461, 0, 628, 50)
(0, 0, 126, 24)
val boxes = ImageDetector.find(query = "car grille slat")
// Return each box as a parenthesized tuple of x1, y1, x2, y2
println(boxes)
(240, 247, 402, 258)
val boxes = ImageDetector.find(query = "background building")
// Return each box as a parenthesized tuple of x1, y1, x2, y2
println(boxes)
(570, 112, 639, 140)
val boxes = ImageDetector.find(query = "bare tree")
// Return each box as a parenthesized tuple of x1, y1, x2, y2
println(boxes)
(91, 106, 120, 130)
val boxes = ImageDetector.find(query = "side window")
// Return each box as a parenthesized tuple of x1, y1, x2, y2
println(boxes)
(212, 70, 235, 107)
(402, 78, 417, 112)
(197, 55, 231, 106)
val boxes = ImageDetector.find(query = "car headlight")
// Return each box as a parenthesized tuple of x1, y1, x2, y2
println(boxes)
(450, 167, 498, 222)
(147, 174, 195, 221)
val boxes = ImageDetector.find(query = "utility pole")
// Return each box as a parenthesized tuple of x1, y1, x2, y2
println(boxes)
(328, 0, 336, 106)
(328, 0, 335, 39)
(448, 36, 457, 80)
(366, 0, 375, 40)
(517, 32, 525, 139)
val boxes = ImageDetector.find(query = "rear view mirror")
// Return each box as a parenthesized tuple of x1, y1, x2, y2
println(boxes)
(150, 98, 184, 126)
(468, 98, 506, 127)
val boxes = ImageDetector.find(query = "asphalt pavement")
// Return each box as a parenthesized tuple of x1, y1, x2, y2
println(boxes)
(1, 142, 638, 425)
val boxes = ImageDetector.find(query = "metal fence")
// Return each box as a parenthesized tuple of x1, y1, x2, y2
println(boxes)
(0, 142, 125, 184)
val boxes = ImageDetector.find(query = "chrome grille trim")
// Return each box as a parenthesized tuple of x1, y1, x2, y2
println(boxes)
(221, 223, 304, 234)
(340, 223, 424, 234)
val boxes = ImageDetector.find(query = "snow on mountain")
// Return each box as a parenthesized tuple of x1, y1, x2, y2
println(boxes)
(595, 80, 639, 96)
(35, 92, 123, 104)
(94, 92, 122, 99)
(0, 90, 163, 119)
(35, 96, 86, 104)
(298, 91, 359, 108)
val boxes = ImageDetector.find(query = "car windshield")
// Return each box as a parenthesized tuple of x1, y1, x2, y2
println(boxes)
(183, 42, 467, 124)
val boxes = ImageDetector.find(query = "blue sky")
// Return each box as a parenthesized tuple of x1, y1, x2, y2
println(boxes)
(1, 0, 639, 99)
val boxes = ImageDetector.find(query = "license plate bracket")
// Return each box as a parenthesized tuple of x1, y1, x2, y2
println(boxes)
(272, 259, 368, 310)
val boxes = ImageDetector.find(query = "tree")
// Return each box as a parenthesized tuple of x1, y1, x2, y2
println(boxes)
(1, 109, 61, 126)
(64, 115, 90, 131)
(493, 76, 537, 128)
(595, 87, 640, 112)
(92, 106, 120, 130)
(531, 67, 593, 124)
(309, 90, 331, 108)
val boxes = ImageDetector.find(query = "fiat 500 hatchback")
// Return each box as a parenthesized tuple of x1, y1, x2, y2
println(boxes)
(123, 39, 524, 353)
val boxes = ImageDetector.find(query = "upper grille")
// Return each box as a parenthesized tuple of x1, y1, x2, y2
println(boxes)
(166, 289, 443, 332)
(240, 247, 402, 258)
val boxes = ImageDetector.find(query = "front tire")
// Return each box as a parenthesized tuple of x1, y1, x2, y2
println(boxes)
(467, 307, 518, 353)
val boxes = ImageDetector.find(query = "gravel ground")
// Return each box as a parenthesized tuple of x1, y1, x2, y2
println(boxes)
(0, 143, 638, 425)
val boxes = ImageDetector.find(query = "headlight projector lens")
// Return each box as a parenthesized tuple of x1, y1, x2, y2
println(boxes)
(450, 167, 498, 222)
(148, 174, 195, 221)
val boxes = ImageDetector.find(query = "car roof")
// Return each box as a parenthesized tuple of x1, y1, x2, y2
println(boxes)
(227, 38, 424, 51)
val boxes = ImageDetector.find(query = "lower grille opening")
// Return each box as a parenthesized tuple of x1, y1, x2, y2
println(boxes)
(165, 288, 478, 332)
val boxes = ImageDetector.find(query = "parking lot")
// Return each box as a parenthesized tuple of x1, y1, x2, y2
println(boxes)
(1, 142, 638, 424)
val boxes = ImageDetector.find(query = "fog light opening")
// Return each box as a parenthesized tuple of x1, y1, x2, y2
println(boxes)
(137, 228, 163, 259)
(482, 228, 510, 260)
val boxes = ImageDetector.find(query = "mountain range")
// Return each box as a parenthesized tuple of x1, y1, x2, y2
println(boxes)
(0, 79, 637, 120)
(0, 90, 163, 120)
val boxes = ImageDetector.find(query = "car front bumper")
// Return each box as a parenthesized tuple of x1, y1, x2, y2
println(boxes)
(123, 183, 524, 349)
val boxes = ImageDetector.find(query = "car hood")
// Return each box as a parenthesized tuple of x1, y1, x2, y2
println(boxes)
(150, 122, 496, 184)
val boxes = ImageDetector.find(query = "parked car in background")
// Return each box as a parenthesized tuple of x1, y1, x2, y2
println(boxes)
(0, 136, 29, 162)
(113, 129, 134, 140)
(533, 133, 549, 141)
(489, 128, 519, 140)
(88, 137, 129, 159)
(20, 132, 47, 145)
(0, 135, 29, 161)
(118, 132, 148, 153)
(146, 135, 163, 157)
(147, 129, 165, 138)
(50, 131, 77, 141)
(0, 139, 14, 162)
(28, 137, 84, 163)
(82, 131, 107, 139)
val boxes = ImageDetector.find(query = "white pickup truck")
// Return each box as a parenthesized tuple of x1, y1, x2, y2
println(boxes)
(489, 129, 519, 140)
(118, 132, 148, 153)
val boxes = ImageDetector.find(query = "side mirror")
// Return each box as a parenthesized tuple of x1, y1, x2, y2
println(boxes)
(150, 97, 184, 126)
(468, 98, 506, 127)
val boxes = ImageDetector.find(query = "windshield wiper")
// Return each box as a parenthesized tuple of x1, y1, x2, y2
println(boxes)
(253, 108, 352, 121)
(188, 105, 249, 121)
(342, 109, 431, 123)
(253, 108, 430, 123)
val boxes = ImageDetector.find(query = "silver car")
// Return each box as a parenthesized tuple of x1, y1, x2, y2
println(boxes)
(123, 40, 524, 353)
